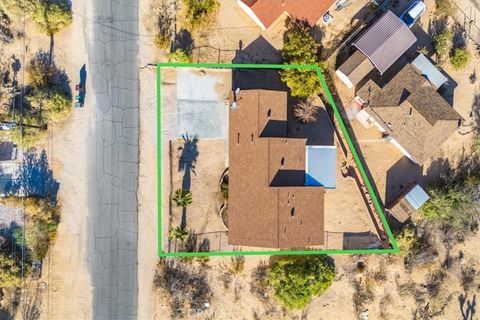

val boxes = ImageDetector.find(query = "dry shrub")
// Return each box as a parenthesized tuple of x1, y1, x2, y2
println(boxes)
(379, 291, 393, 319)
(154, 260, 212, 318)
(293, 99, 319, 123)
(352, 278, 375, 313)
(231, 255, 245, 274)
(250, 262, 271, 301)
(460, 261, 477, 291)
(424, 269, 446, 297)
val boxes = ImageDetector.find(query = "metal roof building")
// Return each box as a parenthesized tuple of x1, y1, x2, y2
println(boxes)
(305, 146, 336, 189)
(387, 183, 430, 223)
(411, 53, 448, 89)
(353, 10, 417, 74)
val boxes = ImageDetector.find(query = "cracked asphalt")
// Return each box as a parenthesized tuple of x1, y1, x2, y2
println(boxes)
(87, 0, 139, 318)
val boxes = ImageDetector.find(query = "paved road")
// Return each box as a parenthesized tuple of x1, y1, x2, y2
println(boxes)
(87, 0, 139, 318)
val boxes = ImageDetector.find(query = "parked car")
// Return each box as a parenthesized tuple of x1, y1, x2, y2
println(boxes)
(400, 0, 426, 28)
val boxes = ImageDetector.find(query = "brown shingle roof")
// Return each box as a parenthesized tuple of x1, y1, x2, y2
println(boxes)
(240, 0, 336, 28)
(357, 64, 463, 163)
(228, 89, 325, 248)
(337, 50, 375, 86)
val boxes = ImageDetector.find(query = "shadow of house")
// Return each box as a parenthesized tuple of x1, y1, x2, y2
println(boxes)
(232, 35, 282, 64)
(385, 156, 424, 206)
(177, 133, 199, 227)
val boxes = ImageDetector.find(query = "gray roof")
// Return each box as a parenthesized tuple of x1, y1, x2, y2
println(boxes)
(353, 10, 417, 74)
(411, 54, 448, 89)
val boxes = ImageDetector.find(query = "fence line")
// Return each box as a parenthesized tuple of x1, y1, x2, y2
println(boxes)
(453, 2, 480, 46)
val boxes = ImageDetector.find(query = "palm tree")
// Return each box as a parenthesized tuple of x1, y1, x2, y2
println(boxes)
(172, 189, 193, 207)
(293, 99, 319, 123)
(168, 225, 188, 243)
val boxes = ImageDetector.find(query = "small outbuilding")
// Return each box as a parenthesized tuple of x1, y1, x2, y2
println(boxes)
(387, 183, 430, 223)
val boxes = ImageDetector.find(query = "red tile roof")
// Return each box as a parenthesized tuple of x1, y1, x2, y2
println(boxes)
(241, 0, 336, 28)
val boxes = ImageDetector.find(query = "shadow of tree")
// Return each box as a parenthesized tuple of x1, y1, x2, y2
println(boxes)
(174, 28, 194, 55)
(178, 133, 199, 227)
(459, 293, 476, 320)
(5, 150, 59, 200)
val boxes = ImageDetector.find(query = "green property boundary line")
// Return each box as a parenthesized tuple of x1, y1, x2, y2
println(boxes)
(157, 62, 400, 257)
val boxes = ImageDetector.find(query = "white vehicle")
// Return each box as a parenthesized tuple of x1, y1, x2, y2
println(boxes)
(400, 0, 426, 28)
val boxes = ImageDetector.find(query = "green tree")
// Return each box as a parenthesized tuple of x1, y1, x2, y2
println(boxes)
(26, 86, 72, 122)
(0, 251, 22, 288)
(33, 0, 72, 35)
(172, 189, 193, 207)
(433, 28, 453, 58)
(450, 47, 471, 70)
(27, 51, 56, 87)
(181, 0, 219, 31)
(268, 255, 335, 309)
(281, 20, 322, 97)
(168, 48, 192, 63)
(168, 225, 189, 243)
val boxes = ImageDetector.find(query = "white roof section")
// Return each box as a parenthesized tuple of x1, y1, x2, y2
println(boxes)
(411, 54, 448, 89)
(405, 184, 430, 210)
(409, 1, 426, 18)
(305, 146, 336, 189)
(353, 10, 417, 74)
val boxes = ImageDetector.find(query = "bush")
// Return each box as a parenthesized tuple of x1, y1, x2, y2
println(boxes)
(0, 252, 22, 288)
(268, 255, 335, 309)
(422, 175, 480, 240)
(395, 226, 419, 258)
(435, 0, 455, 17)
(230, 256, 245, 274)
(26, 86, 72, 123)
(153, 0, 174, 50)
(293, 99, 319, 123)
(2, 197, 60, 260)
(168, 48, 192, 63)
(281, 20, 322, 97)
(450, 47, 471, 70)
(154, 260, 212, 318)
(33, 0, 72, 35)
(172, 188, 193, 207)
(0, 0, 35, 17)
(433, 28, 453, 58)
(27, 51, 56, 87)
(181, 0, 219, 31)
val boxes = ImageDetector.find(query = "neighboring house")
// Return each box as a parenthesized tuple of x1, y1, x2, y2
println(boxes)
(387, 183, 429, 223)
(228, 89, 336, 248)
(336, 10, 417, 88)
(355, 62, 463, 164)
(237, 0, 336, 30)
